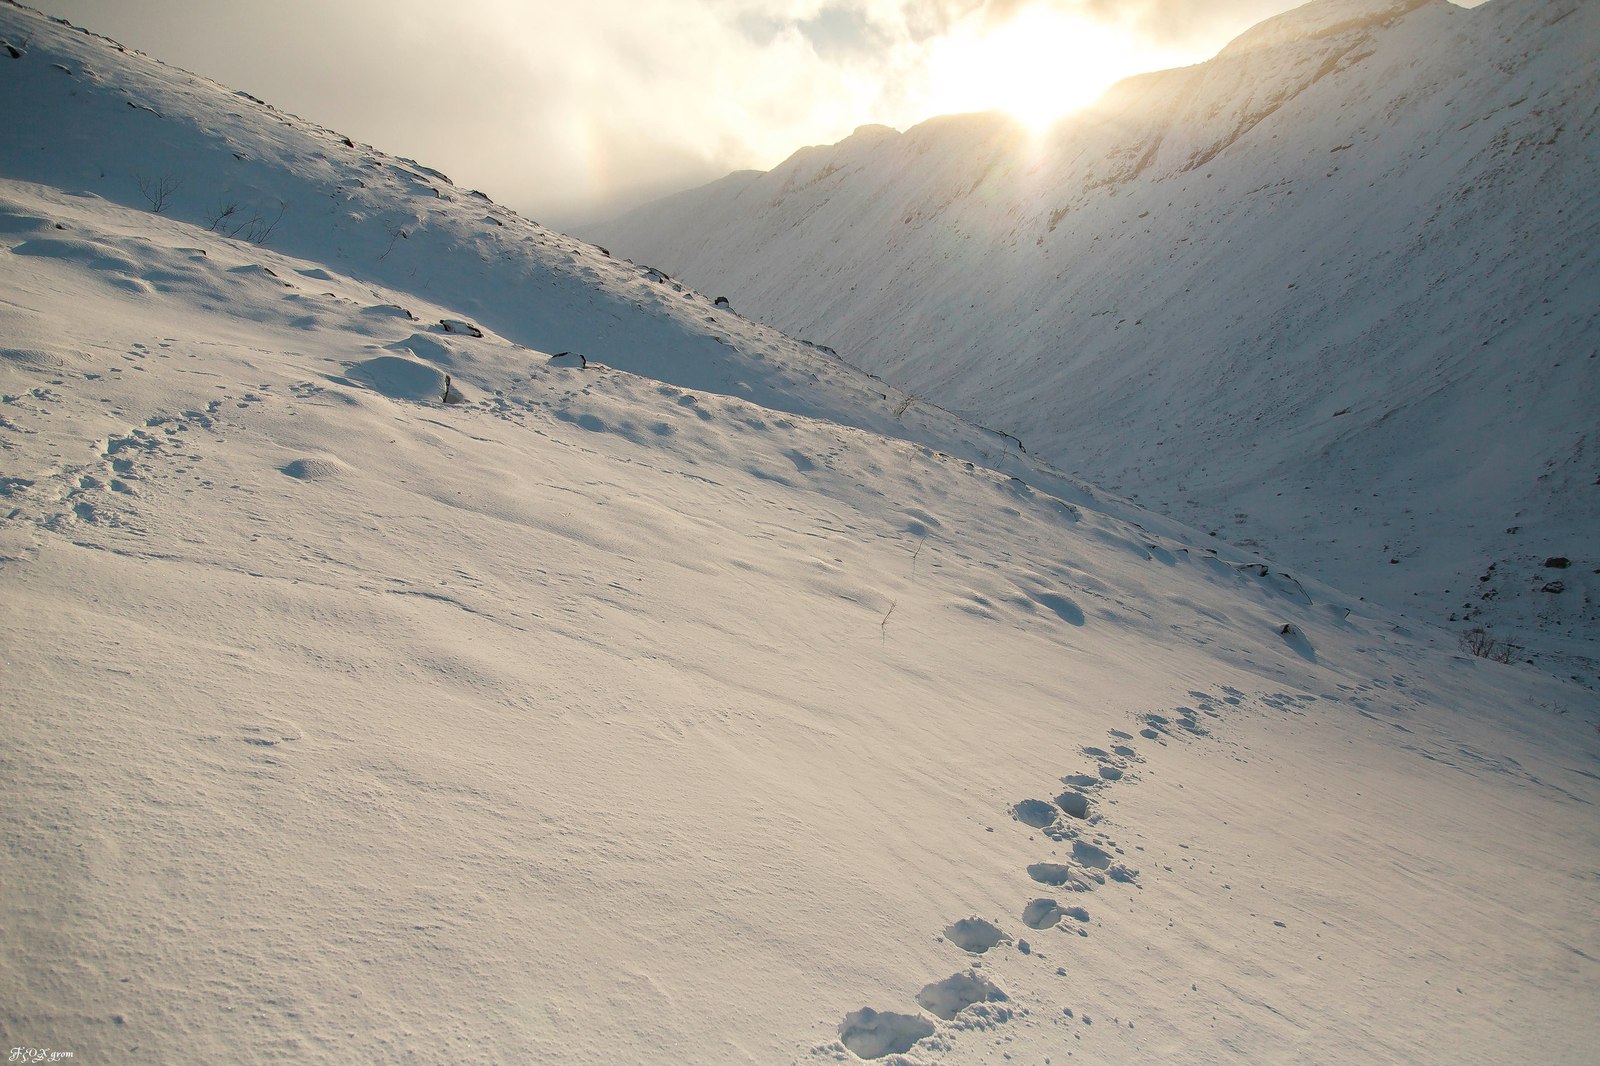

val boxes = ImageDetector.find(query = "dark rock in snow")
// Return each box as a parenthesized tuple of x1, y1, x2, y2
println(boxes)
(438, 318, 483, 338)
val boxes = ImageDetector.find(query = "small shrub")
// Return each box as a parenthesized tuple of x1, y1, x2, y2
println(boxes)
(205, 199, 283, 244)
(135, 173, 180, 213)
(1460, 627, 1518, 664)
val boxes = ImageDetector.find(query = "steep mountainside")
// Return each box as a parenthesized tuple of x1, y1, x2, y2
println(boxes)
(586, 0, 1600, 684)
(4, 0, 1244, 537)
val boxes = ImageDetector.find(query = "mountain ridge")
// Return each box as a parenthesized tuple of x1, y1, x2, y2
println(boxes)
(0, 0, 1163, 531)
(585, 0, 1599, 685)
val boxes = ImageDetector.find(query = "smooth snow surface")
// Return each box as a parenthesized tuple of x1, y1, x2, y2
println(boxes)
(586, 0, 1600, 687)
(2, 3, 1598, 1064)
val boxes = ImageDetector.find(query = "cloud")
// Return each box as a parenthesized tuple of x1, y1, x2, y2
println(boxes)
(26, 0, 1489, 228)
(896, 0, 1292, 46)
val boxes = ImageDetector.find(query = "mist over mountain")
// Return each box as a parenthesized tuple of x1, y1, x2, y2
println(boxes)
(585, 0, 1600, 684)
(2, 1, 1596, 1062)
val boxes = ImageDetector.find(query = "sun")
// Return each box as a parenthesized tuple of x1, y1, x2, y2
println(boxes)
(922, 7, 1166, 131)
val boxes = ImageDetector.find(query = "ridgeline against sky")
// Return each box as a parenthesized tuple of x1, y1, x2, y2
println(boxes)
(28, 0, 1487, 227)
(586, 0, 1600, 683)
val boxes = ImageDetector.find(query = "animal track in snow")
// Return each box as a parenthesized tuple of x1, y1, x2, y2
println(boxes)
(827, 697, 1253, 1059)
(1012, 798, 1059, 829)
(1071, 840, 1113, 870)
(1055, 790, 1091, 819)
(916, 971, 1007, 1021)
(1012, 723, 1159, 927)
(1027, 862, 1077, 888)
(1022, 898, 1064, 929)
(837, 1008, 935, 1060)
(1140, 708, 1210, 739)
(944, 917, 1007, 954)
(8, 399, 230, 539)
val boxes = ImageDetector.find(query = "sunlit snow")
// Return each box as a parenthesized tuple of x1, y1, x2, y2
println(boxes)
(2, 3, 1596, 1063)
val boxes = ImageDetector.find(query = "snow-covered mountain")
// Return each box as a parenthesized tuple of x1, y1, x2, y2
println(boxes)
(2, 3, 1597, 1064)
(585, 0, 1600, 685)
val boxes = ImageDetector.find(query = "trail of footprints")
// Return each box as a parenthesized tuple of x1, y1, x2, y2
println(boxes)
(828, 692, 1246, 1061)
(45, 401, 226, 535)
(1, 338, 270, 538)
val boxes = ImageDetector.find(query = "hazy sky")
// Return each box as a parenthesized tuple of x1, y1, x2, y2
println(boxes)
(29, 1, 1486, 227)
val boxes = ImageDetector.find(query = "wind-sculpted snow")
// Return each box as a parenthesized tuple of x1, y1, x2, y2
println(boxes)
(0, 0, 1067, 490)
(587, 0, 1600, 685)
(1, 4, 1598, 1064)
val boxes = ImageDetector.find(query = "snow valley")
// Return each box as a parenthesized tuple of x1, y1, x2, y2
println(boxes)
(585, 0, 1600, 687)
(2, 2, 1597, 1064)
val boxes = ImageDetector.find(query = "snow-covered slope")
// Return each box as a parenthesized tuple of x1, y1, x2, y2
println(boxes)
(0, 1, 1082, 475)
(3, 4, 1598, 1064)
(585, 0, 1600, 685)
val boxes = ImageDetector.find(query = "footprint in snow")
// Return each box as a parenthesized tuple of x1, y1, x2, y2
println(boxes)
(829, 701, 1237, 1056)
(1027, 862, 1078, 888)
(837, 1009, 934, 1060)
(1142, 708, 1208, 739)
(915, 971, 1007, 1021)
(1022, 898, 1065, 929)
(1012, 798, 1059, 830)
(1071, 839, 1113, 871)
(943, 916, 1007, 954)
(1055, 789, 1091, 819)
(1021, 899, 1091, 936)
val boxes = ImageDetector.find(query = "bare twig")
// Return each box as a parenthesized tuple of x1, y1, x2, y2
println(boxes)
(135, 173, 180, 213)
(377, 221, 407, 261)
(243, 201, 284, 245)
(1459, 626, 1519, 664)
(204, 202, 239, 232)
(207, 200, 285, 244)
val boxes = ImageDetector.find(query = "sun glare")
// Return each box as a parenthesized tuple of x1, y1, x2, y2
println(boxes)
(923, 7, 1166, 131)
